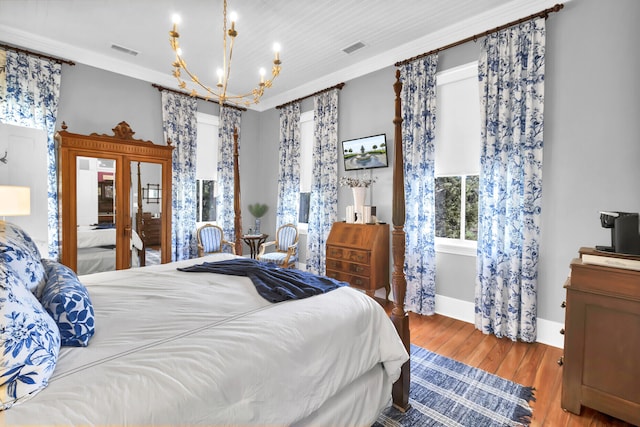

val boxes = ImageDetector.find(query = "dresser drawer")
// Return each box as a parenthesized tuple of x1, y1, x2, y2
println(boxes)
(326, 269, 371, 290)
(326, 259, 371, 276)
(326, 246, 370, 264)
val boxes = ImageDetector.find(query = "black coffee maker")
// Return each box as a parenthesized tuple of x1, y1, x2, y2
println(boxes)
(596, 211, 640, 255)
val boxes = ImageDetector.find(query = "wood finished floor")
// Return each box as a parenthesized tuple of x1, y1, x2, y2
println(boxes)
(379, 301, 635, 427)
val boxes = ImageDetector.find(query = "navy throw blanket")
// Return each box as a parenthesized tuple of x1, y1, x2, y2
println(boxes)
(177, 258, 347, 303)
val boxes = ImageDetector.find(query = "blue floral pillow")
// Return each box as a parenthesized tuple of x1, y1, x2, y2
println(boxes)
(0, 221, 45, 294)
(40, 260, 95, 347)
(0, 262, 60, 410)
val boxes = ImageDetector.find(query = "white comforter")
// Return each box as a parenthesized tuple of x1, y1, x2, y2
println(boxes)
(77, 225, 144, 250)
(5, 254, 408, 426)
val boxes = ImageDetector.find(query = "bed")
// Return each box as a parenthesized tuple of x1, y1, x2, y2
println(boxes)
(1, 244, 407, 425)
(76, 225, 144, 275)
(1, 105, 412, 423)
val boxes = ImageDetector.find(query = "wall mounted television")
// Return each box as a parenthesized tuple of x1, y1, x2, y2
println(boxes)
(341, 133, 388, 171)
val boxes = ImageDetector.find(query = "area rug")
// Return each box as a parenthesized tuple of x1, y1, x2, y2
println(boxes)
(374, 344, 535, 427)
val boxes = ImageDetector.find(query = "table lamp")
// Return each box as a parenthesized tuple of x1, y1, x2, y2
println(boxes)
(0, 185, 31, 220)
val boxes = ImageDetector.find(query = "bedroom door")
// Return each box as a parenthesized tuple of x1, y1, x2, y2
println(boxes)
(58, 122, 173, 275)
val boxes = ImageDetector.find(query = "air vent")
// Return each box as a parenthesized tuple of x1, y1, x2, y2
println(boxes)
(111, 44, 139, 56)
(342, 41, 365, 54)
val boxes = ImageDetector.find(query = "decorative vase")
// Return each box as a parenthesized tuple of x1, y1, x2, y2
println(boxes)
(351, 187, 366, 224)
(254, 218, 261, 234)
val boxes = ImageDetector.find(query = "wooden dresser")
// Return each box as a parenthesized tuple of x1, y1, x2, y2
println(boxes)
(139, 212, 162, 248)
(561, 248, 640, 426)
(325, 222, 390, 299)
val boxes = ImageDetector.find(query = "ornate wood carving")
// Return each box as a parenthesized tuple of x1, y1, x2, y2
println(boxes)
(233, 127, 243, 255)
(57, 122, 173, 273)
(391, 69, 411, 412)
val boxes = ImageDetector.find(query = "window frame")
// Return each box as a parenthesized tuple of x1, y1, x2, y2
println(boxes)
(433, 61, 480, 257)
(434, 174, 478, 257)
(195, 112, 220, 226)
(297, 110, 314, 234)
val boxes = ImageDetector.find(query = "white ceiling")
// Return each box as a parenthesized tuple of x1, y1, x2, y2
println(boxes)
(0, 0, 562, 111)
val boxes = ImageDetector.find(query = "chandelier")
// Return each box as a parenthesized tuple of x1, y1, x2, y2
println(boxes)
(169, 0, 282, 107)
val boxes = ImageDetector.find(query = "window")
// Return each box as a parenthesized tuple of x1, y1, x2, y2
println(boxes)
(434, 62, 481, 256)
(196, 112, 219, 223)
(298, 110, 314, 231)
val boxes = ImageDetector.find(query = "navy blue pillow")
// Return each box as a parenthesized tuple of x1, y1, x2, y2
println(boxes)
(40, 260, 95, 347)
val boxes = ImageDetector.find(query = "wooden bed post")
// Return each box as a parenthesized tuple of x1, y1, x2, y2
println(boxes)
(136, 161, 145, 267)
(391, 69, 410, 412)
(233, 127, 243, 255)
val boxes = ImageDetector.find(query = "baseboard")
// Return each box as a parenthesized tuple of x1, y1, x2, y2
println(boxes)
(434, 295, 564, 349)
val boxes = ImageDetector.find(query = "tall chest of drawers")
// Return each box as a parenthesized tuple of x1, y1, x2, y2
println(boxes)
(325, 222, 390, 299)
(561, 248, 640, 426)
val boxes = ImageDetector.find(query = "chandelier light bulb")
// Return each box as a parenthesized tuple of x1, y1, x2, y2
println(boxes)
(259, 67, 266, 84)
(172, 14, 181, 25)
(217, 68, 224, 86)
(229, 11, 238, 24)
(273, 43, 281, 62)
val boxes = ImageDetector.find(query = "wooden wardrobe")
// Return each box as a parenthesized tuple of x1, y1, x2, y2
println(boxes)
(57, 121, 173, 273)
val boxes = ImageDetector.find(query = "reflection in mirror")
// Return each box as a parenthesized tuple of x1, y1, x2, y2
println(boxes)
(132, 161, 163, 268)
(76, 156, 122, 275)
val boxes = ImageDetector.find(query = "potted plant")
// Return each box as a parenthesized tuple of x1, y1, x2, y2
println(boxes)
(248, 203, 268, 234)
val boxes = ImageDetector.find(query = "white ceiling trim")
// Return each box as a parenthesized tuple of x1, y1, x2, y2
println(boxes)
(0, 0, 567, 112)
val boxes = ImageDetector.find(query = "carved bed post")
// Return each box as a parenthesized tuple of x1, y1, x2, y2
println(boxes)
(391, 69, 410, 412)
(233, 127, 243, 255)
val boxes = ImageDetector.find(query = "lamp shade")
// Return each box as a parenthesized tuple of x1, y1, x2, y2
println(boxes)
(0, 185, 31, 216)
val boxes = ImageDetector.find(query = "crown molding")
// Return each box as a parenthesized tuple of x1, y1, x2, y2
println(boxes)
(0, 0, 568, 112)
(254, 0, 568, 112)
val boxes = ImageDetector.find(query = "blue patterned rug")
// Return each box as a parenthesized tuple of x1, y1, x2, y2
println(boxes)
(375, 344, 535, 427)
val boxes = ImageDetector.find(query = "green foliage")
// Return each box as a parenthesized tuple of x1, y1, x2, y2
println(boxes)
(248, 203, 268, 218)
(435, 176, 461, 238)
(435, 175, 479, 240)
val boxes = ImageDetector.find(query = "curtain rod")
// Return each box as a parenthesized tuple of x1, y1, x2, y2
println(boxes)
(395, 3, 564, 67)
(276, 82, 345, 109)
(0, 42, 75, 66)
(151, 83, 247, 112)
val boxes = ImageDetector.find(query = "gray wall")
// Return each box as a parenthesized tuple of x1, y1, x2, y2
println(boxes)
(53, 0, 640, 326)
(253, 0, 640, 325)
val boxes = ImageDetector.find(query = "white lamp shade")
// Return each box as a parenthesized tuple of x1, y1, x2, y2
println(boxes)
(0, 185, 31, 216)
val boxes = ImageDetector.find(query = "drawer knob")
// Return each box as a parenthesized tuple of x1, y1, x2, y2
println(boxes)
(561, 301, 566, 308)
(557, 356, 564, 366)
(354, 279, 363, 285)
(559, 328, 565, 335)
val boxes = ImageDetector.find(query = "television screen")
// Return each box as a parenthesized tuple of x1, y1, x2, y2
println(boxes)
(342, 134, 388, 171)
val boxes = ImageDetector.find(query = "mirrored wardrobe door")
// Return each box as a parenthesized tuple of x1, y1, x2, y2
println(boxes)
(75, 155, 119, 275)
(130, 160, 164, 268)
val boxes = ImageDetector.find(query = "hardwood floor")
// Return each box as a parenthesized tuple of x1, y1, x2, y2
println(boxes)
(380, 302, 635, 427)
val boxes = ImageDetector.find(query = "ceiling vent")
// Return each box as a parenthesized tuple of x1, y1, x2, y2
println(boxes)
(342, 41, 365, 55)
(111, 44, 139, 56)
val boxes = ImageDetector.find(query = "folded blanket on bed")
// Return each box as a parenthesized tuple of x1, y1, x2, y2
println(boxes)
(178, 258, 347, 303)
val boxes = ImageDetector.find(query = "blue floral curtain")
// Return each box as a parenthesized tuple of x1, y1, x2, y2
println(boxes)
(161, 90, 198, 261)
(306, 90, 339, 275)
(216, 106, 242, 241)
(276, 103, 301, 228)
(475, 18, 545, 343)
(0, 49, 62, 259)
(399, 54, 439, 315)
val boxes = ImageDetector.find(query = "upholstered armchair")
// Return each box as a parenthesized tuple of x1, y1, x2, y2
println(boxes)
(257, 223, 298, 268)
(197, 224, 236, 257)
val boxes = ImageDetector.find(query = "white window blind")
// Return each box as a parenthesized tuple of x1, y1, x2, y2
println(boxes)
(435, 62, 481, 176)
(196, 112, 219, 180)
(299, 111, 314, 193)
